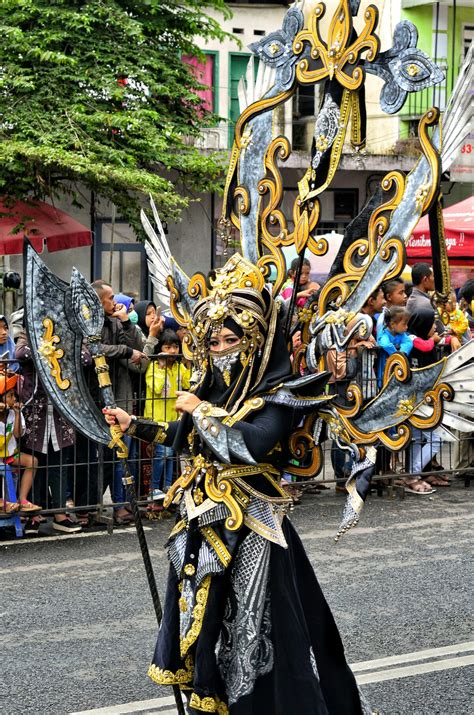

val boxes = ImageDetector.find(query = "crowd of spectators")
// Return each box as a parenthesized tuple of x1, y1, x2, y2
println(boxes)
(0, 281, 192, 536)
(281, 263, 474, 500)
(1, 265, 473, 535)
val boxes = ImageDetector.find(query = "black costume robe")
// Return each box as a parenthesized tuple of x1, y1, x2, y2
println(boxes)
(128, 400, 369, 715)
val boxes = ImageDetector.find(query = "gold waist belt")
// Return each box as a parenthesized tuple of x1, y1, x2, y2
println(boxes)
(164, 456, 290, 531)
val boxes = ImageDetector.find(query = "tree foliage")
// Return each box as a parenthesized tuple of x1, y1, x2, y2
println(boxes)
(0, 0, 230, 227)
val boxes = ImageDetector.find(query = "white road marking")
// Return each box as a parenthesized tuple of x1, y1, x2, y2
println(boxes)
(351, 640, 474, 672)
(1, 525, 152, 547)
(70, 695, 177, 714)
(356, 654, 474, 684)
(69, 641, 474, 714)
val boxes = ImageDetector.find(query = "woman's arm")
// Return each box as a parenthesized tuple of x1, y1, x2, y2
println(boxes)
(103, 406, 179, 446)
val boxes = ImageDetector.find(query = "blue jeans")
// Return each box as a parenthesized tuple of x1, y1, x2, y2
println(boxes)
(410, 428, 441, 475)
(152, 443, 175, 491)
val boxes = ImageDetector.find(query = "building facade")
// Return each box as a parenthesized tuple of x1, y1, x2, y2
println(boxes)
(3, 0, 470, 307)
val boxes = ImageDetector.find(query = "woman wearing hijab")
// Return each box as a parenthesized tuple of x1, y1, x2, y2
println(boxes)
(104, 256, 368, 715)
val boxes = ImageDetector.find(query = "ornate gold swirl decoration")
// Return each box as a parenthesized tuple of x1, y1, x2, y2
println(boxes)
(189, 692, 228, 714)
(256, 135, 321, 293)
(257, 245, 287, 293)
(378, 236, 406, 280)
(188, 273, 209, 301)
(336, 5, 379, 87)
(164, 456, 209, 508)
(233, 186, 250, 217)
(307, 232, 327, 256)
(234, 89, 295, 150)
(293, 3, 328, 84)
(166, 273, 190, 328)
(409, 383, 453, 430)
(220, 90, 295, 249)
(258, 137, 290, 244)
(287, 414, 322, 478)
(334, 410, 412, 449)
(377, 423, 412, 450)
(38, 318, 71, 390)
(317, 279, 352, 317)
(382, 353, 411, 385)
(337, 382, 364, 418)
(417, 107, 441, 214)
(294, 1, 379, 90)
(368, 171, 406, 252)
(342, 238, 370, 276)
(205, 470, 248, 531)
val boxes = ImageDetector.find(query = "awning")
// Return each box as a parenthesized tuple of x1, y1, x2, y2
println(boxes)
(0, 199, 93, 255)
(406, 196, 474, 263)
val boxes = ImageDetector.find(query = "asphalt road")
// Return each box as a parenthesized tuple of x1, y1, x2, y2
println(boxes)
(2, 480, 473, 715)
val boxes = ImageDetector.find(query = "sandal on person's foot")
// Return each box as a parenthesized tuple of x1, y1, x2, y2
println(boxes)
(404, 479, 436, 495)
(1, 500, 19, 514)
(425, 474, 450, 487)
(18, 499, 42, 513)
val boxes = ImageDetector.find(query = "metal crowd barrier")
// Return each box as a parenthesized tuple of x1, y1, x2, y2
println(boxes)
(0, 348, 472, 537)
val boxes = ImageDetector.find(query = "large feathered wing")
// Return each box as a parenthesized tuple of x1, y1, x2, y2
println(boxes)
(140, 197, 173, 309)
(140, 197, 197, 321)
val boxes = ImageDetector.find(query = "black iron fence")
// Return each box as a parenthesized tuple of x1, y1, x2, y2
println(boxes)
(0, 349, 472, 537)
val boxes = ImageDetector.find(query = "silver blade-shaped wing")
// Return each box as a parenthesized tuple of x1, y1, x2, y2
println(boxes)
(24, 242, 111, 445)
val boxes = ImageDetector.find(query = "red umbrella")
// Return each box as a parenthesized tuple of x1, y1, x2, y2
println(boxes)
(0, 198, 93, 255)
(406, 196, 474, 262)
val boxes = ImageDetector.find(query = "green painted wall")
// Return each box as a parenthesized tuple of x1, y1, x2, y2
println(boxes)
(402, 6, 433, 56)
(447, 6, 472, 95)
(400, 3, 470, 138)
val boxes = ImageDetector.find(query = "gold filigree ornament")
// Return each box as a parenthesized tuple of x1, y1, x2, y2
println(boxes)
(293, 0, 380, 91)
(395, 395, 417, 417)
(416, 107, 441, 214)
(147, 655, 194, 686)
(189, 692, 228, 714)
(180, 575, 212, 657)
(38, 318, 71, 390)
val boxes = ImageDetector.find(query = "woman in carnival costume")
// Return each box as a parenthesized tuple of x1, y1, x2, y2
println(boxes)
(104, 254, 369, 715)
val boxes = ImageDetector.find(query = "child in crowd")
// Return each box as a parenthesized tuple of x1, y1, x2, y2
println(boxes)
(377, 306, 413, 385)
(280, 258, 320, 308)
(0, 314, 20, 372)
(376, 278, 407, 335)
(144, 330, 190, 505)
(0, 373, 40, 514)
(437, 290, 471, 345)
